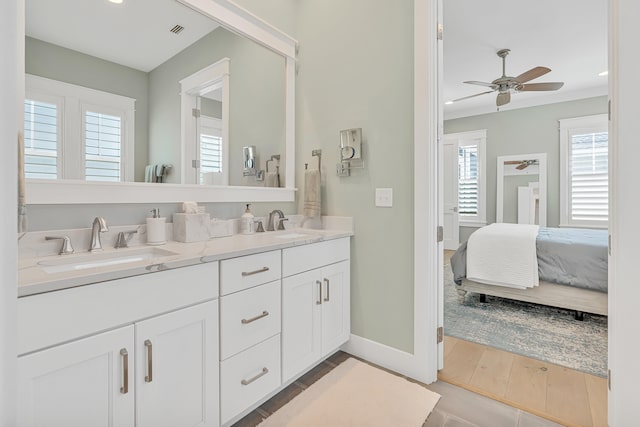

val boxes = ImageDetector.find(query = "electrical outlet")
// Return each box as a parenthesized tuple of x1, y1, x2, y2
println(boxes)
(375, 188, 393, 207)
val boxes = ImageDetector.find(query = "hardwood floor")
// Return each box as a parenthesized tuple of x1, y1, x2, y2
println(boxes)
(439, 336, 608, 427)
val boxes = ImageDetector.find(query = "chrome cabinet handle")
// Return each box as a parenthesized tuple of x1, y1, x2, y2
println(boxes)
(324, 278, 330, 302)
(144, 339, 153, 383)
(242, 266, 269, 277)
(316, 280, 322, 305)
(120, 348, 129, 394)
(241, 310, 269, 324)
(241, 367, 269, 385)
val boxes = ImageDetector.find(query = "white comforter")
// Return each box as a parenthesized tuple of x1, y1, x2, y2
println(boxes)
(466, 223, 540, 289)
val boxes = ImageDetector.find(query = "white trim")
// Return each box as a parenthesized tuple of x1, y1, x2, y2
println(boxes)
(459, 221, 486, 228)
(342, 335, 417, 376)
(559, 114, 608, 228)
(25, 179, 296, 204)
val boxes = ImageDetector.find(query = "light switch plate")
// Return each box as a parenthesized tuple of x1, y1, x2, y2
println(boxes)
(375, 188, 393, 207)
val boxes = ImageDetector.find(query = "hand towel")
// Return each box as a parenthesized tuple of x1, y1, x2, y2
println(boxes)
(265, 171, 279, 187)
(18, 131, 27, 232)
(303, 169, 321, 218)
(145, 165, 154, 183)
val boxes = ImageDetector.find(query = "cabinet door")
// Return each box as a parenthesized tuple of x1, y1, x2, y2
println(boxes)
(135, 301, 219, 427)
(17, 325, 135, 427)
(282, 269, 322, 383)
(321, 260, 351, 356)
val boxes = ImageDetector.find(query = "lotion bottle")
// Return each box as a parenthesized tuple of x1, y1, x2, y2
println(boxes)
(146, 208, 167, 245)
(240, 204, 255, 234)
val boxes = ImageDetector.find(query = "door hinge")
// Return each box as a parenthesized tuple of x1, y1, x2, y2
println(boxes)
(437, 23, 443, 41)
(437, 225, 444, 242)
(608, 234, 612, 256)
(437, 326, 444, 344)
(192, 108, 201, 118)
(608, 369, 612, 391)
(608, 99, 611, 121)
(192, 159, 200, 169)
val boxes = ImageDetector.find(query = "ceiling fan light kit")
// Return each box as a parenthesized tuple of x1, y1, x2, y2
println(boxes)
(452, 48, 565, 107)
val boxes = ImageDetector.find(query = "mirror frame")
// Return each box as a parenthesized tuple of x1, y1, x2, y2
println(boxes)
(496, 153, 547, 226)
(25, 0, 297, 204)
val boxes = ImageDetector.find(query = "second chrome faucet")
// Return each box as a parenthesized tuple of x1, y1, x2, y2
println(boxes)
(89, 217, 109, 252)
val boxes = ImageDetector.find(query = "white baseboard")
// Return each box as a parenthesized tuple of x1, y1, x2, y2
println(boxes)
(342, 334, 432, 383)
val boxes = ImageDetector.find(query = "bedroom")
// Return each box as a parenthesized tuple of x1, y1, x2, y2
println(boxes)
(439, 0, 609, 424)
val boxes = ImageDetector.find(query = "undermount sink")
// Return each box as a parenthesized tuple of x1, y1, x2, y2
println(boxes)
(273, 232, 312, 239)
(37, 247, 179, 274)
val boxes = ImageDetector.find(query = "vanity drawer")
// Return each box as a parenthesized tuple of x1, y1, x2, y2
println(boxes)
(282, 237, 350, 277)
(220, 334, 281, 425)
(220, 280, 281, 360)
(220, 250, 281, 295)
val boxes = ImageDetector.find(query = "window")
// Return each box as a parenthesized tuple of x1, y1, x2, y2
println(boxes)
(445, 130, 487, 226)
(198, 116, 224, 185)
(25, 74, 134, 182)
(559, 114, 608, 228)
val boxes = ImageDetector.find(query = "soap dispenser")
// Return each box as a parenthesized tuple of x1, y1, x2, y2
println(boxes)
(240, 204, 255, 234)
(146, 208, 167, 245)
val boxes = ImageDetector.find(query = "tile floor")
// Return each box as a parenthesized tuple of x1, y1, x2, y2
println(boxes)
(232, 351, 562, 427)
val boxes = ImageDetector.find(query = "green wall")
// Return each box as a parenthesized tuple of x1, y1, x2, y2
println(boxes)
(446, 96, 608, 243)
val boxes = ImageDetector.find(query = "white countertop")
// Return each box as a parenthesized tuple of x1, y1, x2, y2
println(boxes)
(18, 228, 353, 297)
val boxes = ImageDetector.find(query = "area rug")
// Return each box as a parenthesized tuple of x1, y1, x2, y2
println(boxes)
(258, 358, 440, 426)
(444, 263, 608, 377)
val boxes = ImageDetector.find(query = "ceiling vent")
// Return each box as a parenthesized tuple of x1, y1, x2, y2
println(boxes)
(170, 25, 185, 35)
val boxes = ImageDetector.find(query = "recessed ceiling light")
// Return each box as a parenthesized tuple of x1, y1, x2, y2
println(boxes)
(445, 101, 454, 105)
(598, 70, 609, 76)
(108, 0, 124, 4)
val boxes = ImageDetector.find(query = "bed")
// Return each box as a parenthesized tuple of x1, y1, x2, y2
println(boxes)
(450, 223, 608, 319)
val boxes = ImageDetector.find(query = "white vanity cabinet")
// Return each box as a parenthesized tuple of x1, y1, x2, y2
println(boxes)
(17, 262, 220, 427)
(281, 238, 351, 383)
(219, 250, 282, 425)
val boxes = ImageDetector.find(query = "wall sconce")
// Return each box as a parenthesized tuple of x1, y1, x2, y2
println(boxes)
(337, 128, 364, 176)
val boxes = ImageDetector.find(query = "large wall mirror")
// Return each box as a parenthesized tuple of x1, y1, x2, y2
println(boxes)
(496, 153, 547, 226)
(23, 0, 296, 204)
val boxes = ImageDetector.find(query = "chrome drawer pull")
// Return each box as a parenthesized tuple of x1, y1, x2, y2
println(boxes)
(241, 310, 269, 324)
(242, 266, 270, 277)
(324, 278, 330, 302)
(241, 367, 269, 385)
(120, 348, 129, 394)
(144, 339, 153, 383)
(316, 280, 322, 305)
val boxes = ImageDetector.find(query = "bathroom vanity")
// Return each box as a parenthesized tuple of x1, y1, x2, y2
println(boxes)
(17, 228, 352, 427)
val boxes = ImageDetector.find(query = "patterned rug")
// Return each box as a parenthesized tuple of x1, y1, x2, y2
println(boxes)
(444, 263, 608, 377)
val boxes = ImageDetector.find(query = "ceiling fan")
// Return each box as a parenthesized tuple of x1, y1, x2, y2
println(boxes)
(505, 159, 539, 170)
(452, 49, 564, 107)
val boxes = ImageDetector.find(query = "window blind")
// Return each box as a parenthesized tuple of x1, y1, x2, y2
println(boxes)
(458, 145, 479, 216)
(24, 99, 58, 179)
(85, 111, 122, 182)
(570, 131, 608, 223)
(199, 133, 223, 184)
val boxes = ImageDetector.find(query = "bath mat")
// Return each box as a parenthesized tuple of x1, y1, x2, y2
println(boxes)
(258, 358, 440, 426)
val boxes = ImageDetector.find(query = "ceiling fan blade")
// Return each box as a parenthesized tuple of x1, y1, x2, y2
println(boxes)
(464, 80, 499, 89)
(496, 92, 511, 106)
(520, 82, 565, 91)
(504, 160, 524, 165)
(516, 163, 528, 170)
(514, 66, 551, 83)
(450, 90, 495, 103)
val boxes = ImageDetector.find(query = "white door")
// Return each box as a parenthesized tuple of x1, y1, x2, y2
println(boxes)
(436, 0, 445, 371)
(282, 269, 322, 383)
(135, 301, 219, 427)
(320, 261, 351, 356)
(17, 325, 135, 427)
(443, 140, 460, 250)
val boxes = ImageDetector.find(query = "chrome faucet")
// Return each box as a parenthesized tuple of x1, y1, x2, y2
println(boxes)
(266, 209, 287, 231)
(89, 217, 109, 252)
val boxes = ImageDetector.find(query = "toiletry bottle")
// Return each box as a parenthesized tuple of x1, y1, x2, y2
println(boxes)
(240, 204, 255, 234)
(146, 208, 167, 245)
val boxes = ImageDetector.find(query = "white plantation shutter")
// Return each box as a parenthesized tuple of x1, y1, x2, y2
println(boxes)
(569, 131, 608, 223)
(560, 114, 608, 228)
(198, 116, 224, 184)
(458, 144, 479, 216)
(84, 110, 123, 182)
(23, 98, 60, 179)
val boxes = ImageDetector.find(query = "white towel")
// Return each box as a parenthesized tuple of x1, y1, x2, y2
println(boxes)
(303, 170, 321, 218)
(265, 171, 279, 187)
(467, 223, 540, 289)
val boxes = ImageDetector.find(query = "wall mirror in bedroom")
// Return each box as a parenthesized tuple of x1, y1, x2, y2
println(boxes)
(496, 153, 547, 226)
(23, 0, 296, 204)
